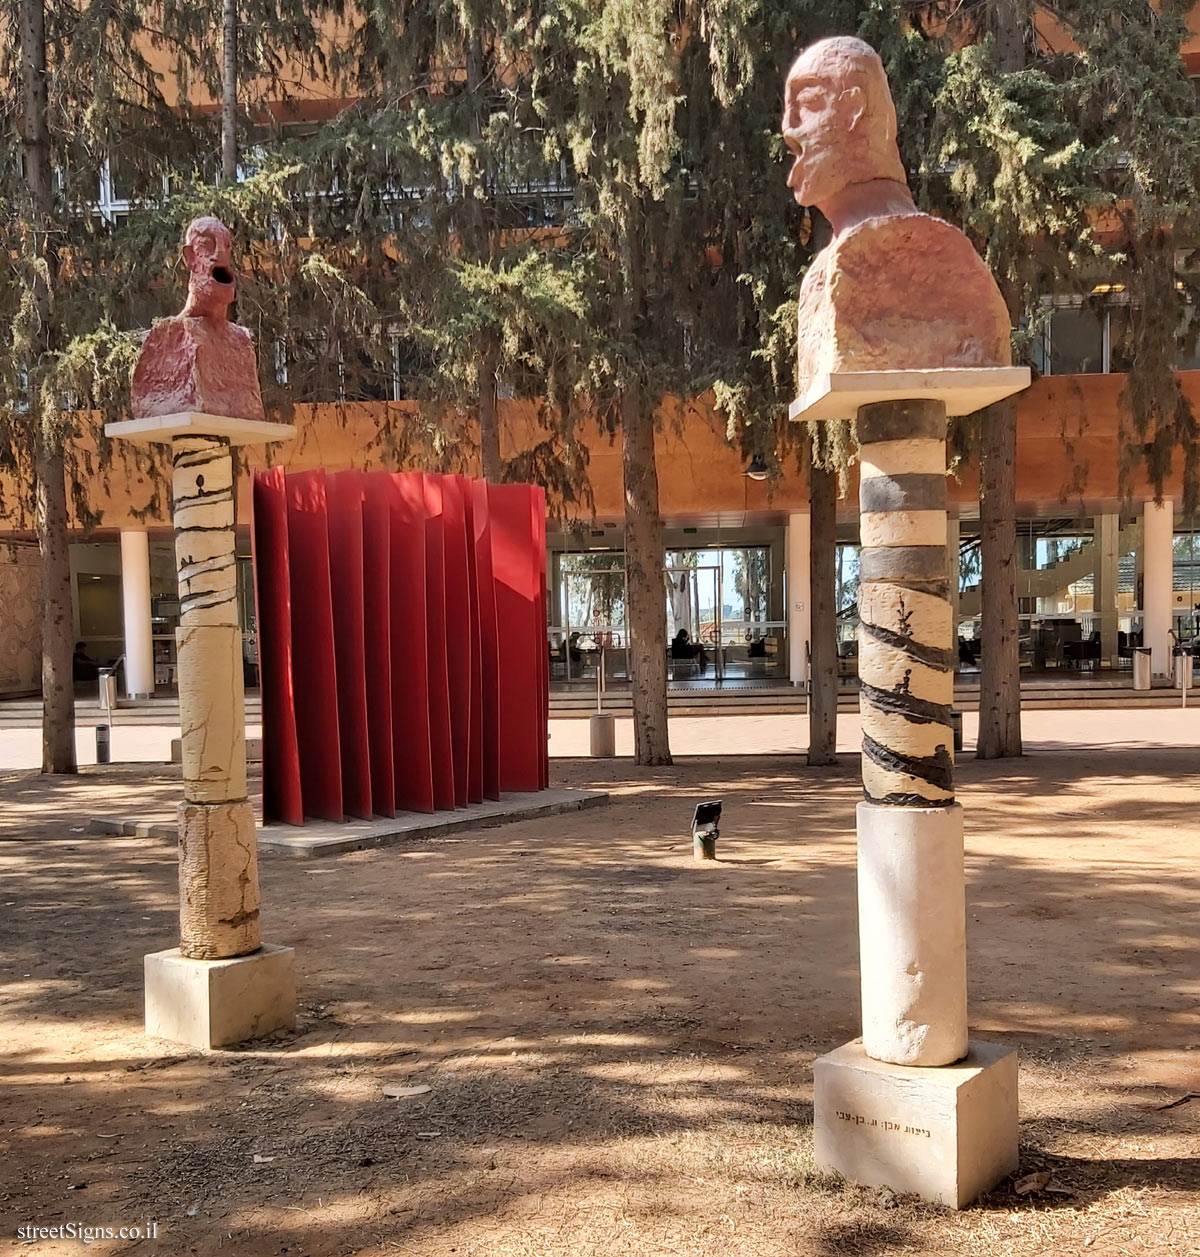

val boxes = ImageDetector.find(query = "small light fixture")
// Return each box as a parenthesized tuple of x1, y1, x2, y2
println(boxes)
(691, 799, 722, 861)
(745, 454, 769, 481)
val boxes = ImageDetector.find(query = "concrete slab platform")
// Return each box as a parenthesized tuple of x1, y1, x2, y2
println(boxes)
(90, 788, 609, 857)
(105, 411, 296, 445)
(789, 367, 1030, 422)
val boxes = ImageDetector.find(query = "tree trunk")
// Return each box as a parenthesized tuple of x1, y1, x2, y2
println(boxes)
(465, 31, 503, 483)
(22, 0, 76, 774)
(36, 438, 76, 774)
(973, 2, 1026, 759)
(221, 0, 238, 185)
(478, 332, 502, 481)
(622, 380, 671, 766)
(976, 398, 1022, 758)
(807, 458, 838, 766)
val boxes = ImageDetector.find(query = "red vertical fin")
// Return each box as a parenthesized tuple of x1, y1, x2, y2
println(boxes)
(441, 476, 471, 807)
(390, 472, 435, 813)
(422, 475, 456, 810)
(326, 470, 373, 820)
(472, 479, 501, 800)
(252, 467, 303, 825)
(489, 483, 541, 792)
(459, 476, 484, 804)
(286, 470, 344, 822)
(362, 474, 395, 816)
(533, 487, 550, 788)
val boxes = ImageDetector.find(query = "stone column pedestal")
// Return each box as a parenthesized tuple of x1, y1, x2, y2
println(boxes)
(791, 370, 1027, 1208)
(106, 412, 297, 1050)
(857, 801, 967, 1065)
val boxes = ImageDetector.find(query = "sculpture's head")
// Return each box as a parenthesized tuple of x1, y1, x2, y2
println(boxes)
(782, 36, 907, 211)
(181, 216, 237, 318)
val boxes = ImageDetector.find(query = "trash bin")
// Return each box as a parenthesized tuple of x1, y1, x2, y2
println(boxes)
(950, 710, 963, 754)
(1174, 652, 1193, 690)
(1132, 647, 1152, 691)
(589, 711, 616, 757)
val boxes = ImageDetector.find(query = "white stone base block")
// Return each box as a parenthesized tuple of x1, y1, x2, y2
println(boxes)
(814, 1038, 1018, 1208)
(858, 801, 967, 1065)
(144, 944, 296, 1049)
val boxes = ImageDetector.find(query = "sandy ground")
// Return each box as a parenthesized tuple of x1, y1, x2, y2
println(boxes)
(1, 705, 1199, 769)
(2, 738, 1199, 1255)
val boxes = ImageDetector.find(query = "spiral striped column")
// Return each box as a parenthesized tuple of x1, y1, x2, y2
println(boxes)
(854, 399, 967, 1067)
(172, 435, 261, 960)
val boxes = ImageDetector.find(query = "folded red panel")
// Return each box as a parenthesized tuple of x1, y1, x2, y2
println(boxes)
(326, 470, 373, 820)
(255, 467, 547, 824)
(252, 468, 303, 826)
(390, 473, 435, 814)
(286, 470, 344, 822)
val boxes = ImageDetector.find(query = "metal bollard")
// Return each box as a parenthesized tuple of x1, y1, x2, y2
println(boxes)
(96, 724, 111, 764)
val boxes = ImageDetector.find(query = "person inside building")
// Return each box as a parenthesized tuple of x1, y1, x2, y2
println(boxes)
(73, 641, 98, 682)
(671, 629, 709, 673)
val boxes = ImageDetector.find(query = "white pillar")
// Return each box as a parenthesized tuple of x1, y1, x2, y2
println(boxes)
(120, 529, 155, 699)
(1144, 499, 1174, 677)
(787, 512, 811, 686)
(1093, 514, 1119, 664)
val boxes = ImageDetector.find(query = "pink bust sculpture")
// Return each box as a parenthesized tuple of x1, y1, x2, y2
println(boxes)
(131, 216, 265, 421)
(783, 37, 1011, 391)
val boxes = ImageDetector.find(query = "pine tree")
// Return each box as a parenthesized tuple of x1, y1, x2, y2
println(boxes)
(284, 1, 594, 490)
(563, 0, 875, 766)
(882, 0, 1200, 756)
(0, 0, 361, 772)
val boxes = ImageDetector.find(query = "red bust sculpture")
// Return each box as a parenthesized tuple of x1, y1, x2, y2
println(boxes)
(131, 216, 265, 421)
(783, 38, 1011, 394)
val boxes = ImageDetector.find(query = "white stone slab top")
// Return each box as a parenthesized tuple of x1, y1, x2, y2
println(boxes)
(788, 366, 1032, 423)
(105, 411, 297, 446)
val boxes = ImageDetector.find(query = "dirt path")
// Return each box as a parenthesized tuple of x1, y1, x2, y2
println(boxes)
(2, 749, 1198, 1255)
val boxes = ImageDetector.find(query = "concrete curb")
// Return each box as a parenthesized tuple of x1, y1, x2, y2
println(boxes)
(89, 788, 610, 858)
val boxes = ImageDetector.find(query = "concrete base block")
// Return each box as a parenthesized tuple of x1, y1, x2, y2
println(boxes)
(144, 943, 296, 1049)
(814, 1037, 1018, 1208)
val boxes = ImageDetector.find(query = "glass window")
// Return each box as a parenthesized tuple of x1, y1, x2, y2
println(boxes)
(558, 552, 625, 640)
(1049, 307, 1104, 374)
(1108, 305, 1136, 374)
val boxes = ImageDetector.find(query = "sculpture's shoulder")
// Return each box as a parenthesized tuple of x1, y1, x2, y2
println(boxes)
(827, 212, 1011, 369)
(834, 211, 1000, 290)
(137, 315, 194, 359)
(227, 321, 257, 351)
